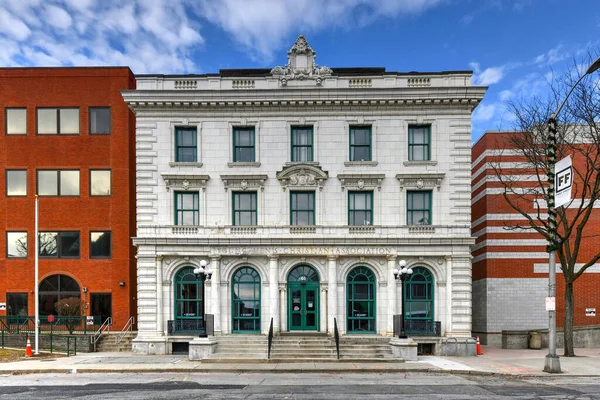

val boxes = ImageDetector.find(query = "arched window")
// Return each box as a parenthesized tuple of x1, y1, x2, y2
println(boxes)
(174, 267, 204, 331)
(39, 275, 80, 316)
(288, 265, 319, 283)
(404, 267, 434, 330)
(232, 267, 261, 333)
(346, 266, 376, 333)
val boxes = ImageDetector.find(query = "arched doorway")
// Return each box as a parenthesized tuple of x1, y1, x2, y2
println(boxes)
(346, 266, 376, 333)
(39, 275, 80, 316)
(231, 266, 261, 333)
(174, 266, 204, 332)
(403, 266, 434, 333)
(287, 265, 319, 331)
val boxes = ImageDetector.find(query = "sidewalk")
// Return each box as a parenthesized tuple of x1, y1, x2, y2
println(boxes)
(1, 346, 599, 377)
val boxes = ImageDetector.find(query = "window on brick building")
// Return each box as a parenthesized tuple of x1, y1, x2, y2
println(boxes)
(291, 126, 313, 162)
(408, 125, 431, 161)
(349, 126, 372, 161)
(6, 170, 27, 196)
(407, 191, 432, 225)
(6, 231, 27, 258)
(37, 108, 80, 135)
(175, 127, 197, 162)
(6, 108, 27, 135)
(37, 170, 80, 196)
(174, 192, 199, 225)
(38, 231, 80, 258)
(90, 231, 111, 258)
(233, 192, 257, 225)
(233, 127, 255, 162)
(348, 191, 373, 226)
(90, 293, 112, 325)
(6, 293, 28, 316)
(90, 170, 111, 196)
(89, 107, 111, 134)
(290, 191, 315, 225)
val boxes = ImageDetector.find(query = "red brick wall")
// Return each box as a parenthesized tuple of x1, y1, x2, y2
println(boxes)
(0, 67, 136, 329)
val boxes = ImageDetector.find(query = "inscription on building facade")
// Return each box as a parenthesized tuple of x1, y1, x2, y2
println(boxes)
(218, 246, 393, 256)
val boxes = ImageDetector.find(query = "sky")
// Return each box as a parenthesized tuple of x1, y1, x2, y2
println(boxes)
(1, 0, 599, 141)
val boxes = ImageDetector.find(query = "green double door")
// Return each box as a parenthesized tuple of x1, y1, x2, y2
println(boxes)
(288, 283, 319, 331)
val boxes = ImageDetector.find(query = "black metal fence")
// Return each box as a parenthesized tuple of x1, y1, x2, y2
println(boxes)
(393, 315, 441, 336)
(167, 315, 215, 336)
(0, 316, 101, 335)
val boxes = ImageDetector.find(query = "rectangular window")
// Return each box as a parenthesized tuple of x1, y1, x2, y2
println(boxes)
(6, 170, 27, 196)
(407, 191, 432, 225)
(408, 125, 431, 161)
(233, 192, 257, 226)
(37, 170, 80, 196)
(290, 191, 315, 225)
(39, 231, 80, 258)
(233, 127, 255, 162)
(90, 170, 111, 196)
(175, 127, 197, 162)
(90, 231, 111, 258)
(37, 108, 80, 135)
(90, 293, 112, 324)
(174, 192, 199, 225)
(6, 108, 27, 135)
(89, 107, 111, 134)
(349, 126, 372, 161)
(6, 293, 28, 316)
(6, 231, 27, 258)
(348, 191, 373, 226)
(291, 126, 313, 162)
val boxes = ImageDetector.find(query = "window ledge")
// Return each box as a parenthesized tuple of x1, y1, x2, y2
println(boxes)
(227, 162, 261, 168)
(285, 161, 320, 166)
(169, 162, 203, 168)
(403, 161, 437, 166)
(344, 161, 378, 167)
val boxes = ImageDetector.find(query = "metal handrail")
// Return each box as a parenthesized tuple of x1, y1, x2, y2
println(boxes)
(267, 318, 274, 360)
(91, 317, 112, 349)
(117, 317, 135, 345)
(334, 318, 340, 359)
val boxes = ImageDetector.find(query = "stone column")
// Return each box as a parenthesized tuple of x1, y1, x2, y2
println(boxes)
(327, 255, 338, 334)
(210, 255, 221, 334)
(445, 255, 453, 336)
(156, 256, 164, 335)
(387, 255, 398, 335)
(280, 284, 287, 332)
(269, 254, 280, 334)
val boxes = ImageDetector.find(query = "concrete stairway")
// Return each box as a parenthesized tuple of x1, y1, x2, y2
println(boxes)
(94, 332, 136, 352)
(205, 335, 268, 362)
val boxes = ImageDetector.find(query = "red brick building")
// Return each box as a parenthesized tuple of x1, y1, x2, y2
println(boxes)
(0, 67, 137, 329)
(471, 131, 600, 346)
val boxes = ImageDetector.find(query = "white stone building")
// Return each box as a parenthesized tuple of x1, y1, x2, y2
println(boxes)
(122, 36, 487, 355)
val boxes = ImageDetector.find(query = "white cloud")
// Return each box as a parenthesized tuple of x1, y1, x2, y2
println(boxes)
(0, 8, 32, 41)
(534, 43, 568, 67)
(45, 4, 73, 29)
(473, 103, 497, 121)
(469, 62, 506, 86)
(499, 90, 512, 101)
(194, 0, 444, 61)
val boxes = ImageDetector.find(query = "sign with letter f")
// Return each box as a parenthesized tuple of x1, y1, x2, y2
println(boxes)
(555, 155, 573, 208)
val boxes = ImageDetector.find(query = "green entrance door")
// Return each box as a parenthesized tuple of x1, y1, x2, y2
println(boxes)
(287, 265, 320, 331)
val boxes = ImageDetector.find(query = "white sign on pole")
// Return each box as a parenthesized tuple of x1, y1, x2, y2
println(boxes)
(545, 297, 556, 311)
(555, 156, 573, 207)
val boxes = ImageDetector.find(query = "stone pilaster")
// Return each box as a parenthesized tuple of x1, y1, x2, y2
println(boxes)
(269, 254, 280, 334)
(327, 255, 338, 334)
(156, 256, 164, 335)
(387, 255, 398, 334)
(210, 255, 221, 334)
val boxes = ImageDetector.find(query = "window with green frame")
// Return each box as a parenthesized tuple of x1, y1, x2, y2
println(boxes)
(349, 126, 372, 161)
(346, 266, 376, 333)
(407, 191, 431, 225)
(174, 192, 199, 225)
(348, 191, 373, 226)
(291, 126, 313, 162)
(174, 267, 204, 326)
(232, 267, 261, 333)
(290, 191, 315, 225)
(233, 127, 255, 162)
(408, 125, 431, 161)
(175, 127, 197, 162)
(233, 192, 257, 225)
(403, 266, 434, 327)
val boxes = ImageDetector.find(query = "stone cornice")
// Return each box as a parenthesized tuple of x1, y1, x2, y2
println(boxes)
(161, 174, 210, 192)
(337, 174, 385, 191)
(396, 173, 445, 191)
(276, 164, 328, 191)
(220, 174, 269, 192)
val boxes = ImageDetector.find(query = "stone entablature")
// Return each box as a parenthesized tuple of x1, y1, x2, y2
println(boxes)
(276, 164, 328, 191)
(220, 174, 268, 192)
(337, 174, 385, 191)
(161, 174, 210, 192)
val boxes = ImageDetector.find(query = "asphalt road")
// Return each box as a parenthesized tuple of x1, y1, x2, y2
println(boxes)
(1, 372, 599, 399)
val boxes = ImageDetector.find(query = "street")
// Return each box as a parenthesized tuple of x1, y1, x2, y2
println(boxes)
(1, 372, 599, 399)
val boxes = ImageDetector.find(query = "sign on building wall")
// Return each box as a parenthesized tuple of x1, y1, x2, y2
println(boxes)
(586, 308, 596, 317)
(555, 156, 573, 208)
(0, 303, 5, 311)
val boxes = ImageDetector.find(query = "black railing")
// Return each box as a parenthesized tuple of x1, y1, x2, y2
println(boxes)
(0, 316, 101, 335)
(393, 316, 441, 337)
(267, 318, 274, 360)
(167, 315, 214, 336)
(333, 318, 340, 359)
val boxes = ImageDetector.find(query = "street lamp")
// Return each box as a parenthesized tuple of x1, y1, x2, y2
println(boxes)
(393, 259, 413, 339)
(193, 260, 212, 338)
(544, 55, 600, 374)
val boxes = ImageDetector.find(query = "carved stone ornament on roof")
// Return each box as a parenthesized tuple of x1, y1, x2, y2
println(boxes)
(276, 164, 328, 191)
(395, 173, 445, 191)
(220, 174, 268, 192)
(270, 35, 333, 87)
(337, 174, 385, 191)
(161, 174, 210, 192)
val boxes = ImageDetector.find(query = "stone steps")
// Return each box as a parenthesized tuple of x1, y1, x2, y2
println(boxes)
(95, 332, 135, 352)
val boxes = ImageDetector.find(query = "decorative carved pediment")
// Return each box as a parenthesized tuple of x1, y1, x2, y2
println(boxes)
(270, 35, 332, 87)
(337, 174, 385, 191)
(395, 173, 445, 191)
(220, 174, 268, 192)
(161, 174, 210, 192)
(276, 164, 328, 191)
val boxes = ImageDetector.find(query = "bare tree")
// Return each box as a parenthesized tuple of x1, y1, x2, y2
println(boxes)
(492, 54, 600, 357)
